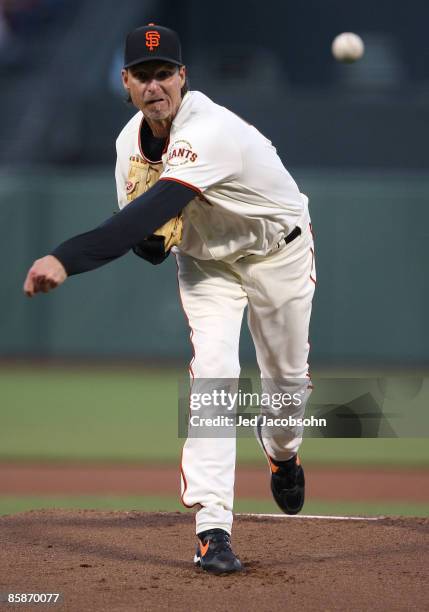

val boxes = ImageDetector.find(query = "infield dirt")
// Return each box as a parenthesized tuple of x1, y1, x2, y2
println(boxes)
(1, 511, 428, 611)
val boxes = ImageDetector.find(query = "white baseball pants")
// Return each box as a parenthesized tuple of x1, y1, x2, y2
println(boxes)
(176, 223, 316, 535)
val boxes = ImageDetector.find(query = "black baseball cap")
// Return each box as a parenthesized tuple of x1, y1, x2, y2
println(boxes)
(124, 24, 183, 69)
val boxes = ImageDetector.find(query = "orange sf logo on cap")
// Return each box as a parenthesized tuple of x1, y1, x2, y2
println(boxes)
(146, 30, 160, 51)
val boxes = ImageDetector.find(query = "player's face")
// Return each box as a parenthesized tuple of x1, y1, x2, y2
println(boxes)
(122, 62, 186, 125)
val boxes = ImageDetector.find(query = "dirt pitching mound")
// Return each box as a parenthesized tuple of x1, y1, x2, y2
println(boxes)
(1, 511, 428, 611)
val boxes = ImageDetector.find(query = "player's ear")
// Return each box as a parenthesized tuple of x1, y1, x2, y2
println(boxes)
(121, 68, 130, 91)
(178, 65, 186, 87)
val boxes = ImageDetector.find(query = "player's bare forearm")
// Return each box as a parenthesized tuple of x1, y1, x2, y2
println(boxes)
(23, 255, 68, 297)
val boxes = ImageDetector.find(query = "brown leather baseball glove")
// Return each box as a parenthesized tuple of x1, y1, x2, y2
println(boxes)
(126, 155, 183, 264)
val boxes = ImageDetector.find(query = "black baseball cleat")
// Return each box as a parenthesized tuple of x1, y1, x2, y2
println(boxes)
(194, 528, 242, 574)
(256, 417, 305, 514)
(269, 453, 305, 515)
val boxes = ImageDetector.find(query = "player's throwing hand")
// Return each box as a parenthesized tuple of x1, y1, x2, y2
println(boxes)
(23, 255, 68, 297)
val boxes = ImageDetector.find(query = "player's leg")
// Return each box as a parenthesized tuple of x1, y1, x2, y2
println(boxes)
(243, 223, 316, 461)
(175, 252, 247, 536)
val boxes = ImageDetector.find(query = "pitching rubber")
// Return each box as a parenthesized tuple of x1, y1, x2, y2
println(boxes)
(237, 513, 385, 521)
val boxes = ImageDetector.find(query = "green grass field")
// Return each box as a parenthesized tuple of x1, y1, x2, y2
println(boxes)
(1, 366, 428, 465)
(1, 366, 428, 517)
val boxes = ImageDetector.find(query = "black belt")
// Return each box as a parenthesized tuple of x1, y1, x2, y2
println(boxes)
(284, 226, 301, 245)
(238, 226, 302, 262)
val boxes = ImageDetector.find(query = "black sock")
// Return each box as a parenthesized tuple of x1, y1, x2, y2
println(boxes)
(271, 454, 297, 468)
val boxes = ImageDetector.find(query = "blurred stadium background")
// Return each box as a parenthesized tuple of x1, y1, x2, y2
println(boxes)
(0, 0, 428, 516)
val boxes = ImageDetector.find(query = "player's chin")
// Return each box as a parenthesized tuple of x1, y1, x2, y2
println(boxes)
(144, 100, 169, 117)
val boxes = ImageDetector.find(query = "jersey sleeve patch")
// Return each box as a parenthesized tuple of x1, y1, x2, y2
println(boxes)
(166, 140, 199, 166)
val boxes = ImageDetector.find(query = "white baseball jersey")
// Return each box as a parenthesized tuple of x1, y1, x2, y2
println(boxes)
(115, 90, 316, 536)
(115, 91, 310, 263)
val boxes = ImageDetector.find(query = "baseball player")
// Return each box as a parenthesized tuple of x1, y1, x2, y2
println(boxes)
(23, 24, 316, 574)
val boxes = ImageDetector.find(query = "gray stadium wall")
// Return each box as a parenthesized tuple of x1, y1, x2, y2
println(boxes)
(1, 169, 427, 365)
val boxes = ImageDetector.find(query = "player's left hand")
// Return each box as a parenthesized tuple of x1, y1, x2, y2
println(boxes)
(23, 255, 68, 297)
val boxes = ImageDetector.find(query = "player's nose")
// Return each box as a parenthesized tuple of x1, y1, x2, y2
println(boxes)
(146, 77, 162, 91)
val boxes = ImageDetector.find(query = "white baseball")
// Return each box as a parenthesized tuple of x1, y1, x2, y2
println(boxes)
(331, 32, 364, 63)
